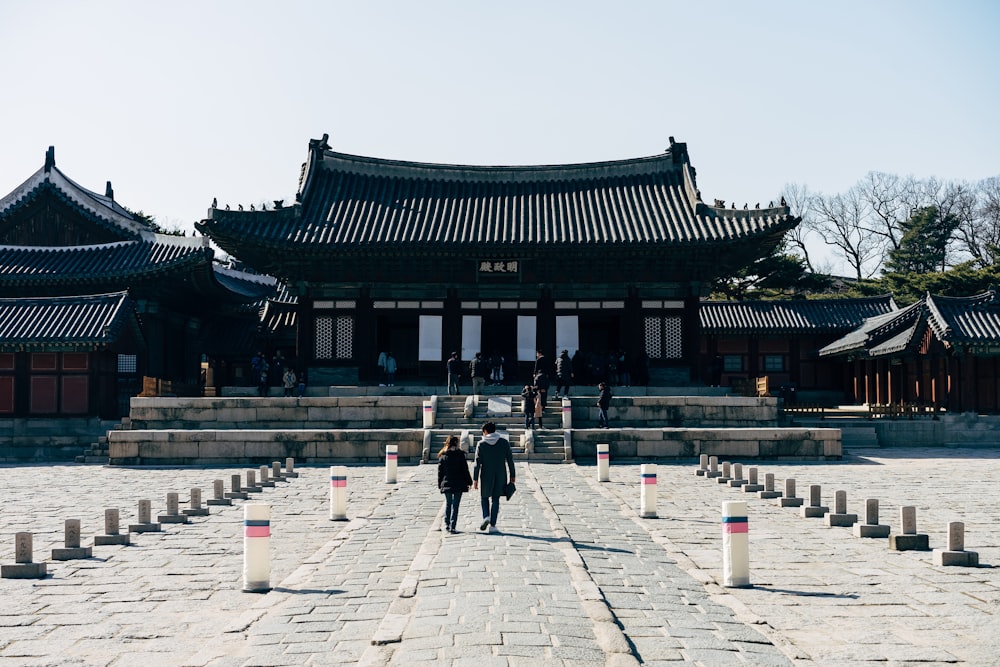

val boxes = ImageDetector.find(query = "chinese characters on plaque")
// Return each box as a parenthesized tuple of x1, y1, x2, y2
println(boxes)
(478, 260, 519, 274)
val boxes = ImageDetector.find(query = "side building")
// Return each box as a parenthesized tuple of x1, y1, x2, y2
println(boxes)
(0, 148, 275, 427)
(197, 135, 798, 387)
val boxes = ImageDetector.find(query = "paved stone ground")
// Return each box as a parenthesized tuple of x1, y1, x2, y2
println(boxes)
(0, 449, 998, 665)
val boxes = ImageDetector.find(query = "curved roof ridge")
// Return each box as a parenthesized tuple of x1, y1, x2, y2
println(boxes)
(315, 149, 686, 184)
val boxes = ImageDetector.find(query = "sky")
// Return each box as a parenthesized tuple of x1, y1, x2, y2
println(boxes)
(1, 1, 998, 273)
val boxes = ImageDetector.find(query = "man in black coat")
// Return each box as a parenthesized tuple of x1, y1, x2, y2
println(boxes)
(473, 421, 516, 533)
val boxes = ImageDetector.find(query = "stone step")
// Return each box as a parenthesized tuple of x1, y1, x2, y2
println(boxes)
(840, 425, 879, 448)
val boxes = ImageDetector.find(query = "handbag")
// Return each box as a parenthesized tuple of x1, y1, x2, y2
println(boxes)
(504, 481, 516, 500)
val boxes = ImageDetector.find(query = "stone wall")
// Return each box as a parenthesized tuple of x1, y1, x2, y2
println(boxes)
(129, 397, 422, 430)
(572, 427, 841, 461)
(0, 417, 118, 462)
(573, 396, 779, 428)
(108, 429, 424, 465)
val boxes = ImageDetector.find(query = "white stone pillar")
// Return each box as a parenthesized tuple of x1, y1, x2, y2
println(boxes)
(597, 444, 610, 482)
(242, 504, 271, 593)
(722, 501, 750, 588)
(385, 444, 398, 484)
(640, 464, 657, 518)
(329, 466, 348, 521)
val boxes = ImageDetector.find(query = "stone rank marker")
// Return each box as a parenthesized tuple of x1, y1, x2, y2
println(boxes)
(258, 466, 276, 488)
(728, 463, 747, 488)
(824, 490, 859, 527)
(933, 521, 979, 566)
(2, 533, 47, 579)
(271, 461, 289, 482)
(226, 474, 249, 500)
(780, 478, 804, 507)
(245, 470, 263, 494)
(717, 461, 733, 485)
(758, 473, 782, 499)
(283, 457, 299, 478)
(183, 488, 210, 517)
(52, 519, 92, 560)
(158, 492, 190, 524)
(207, 479, 233, 506)
(853, 498, 890, 538)
(889, 506, 929, 551)
(129, 499, 161, 533)
(742, 467, 763, 493)
(801, 484, 829, 518)
(94, 509, 131, 546)
(696, 454, 709, 476)
(705, 456, 722, 479)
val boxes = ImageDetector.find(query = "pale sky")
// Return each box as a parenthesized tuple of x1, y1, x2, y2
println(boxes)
(1, 1, 998, 273)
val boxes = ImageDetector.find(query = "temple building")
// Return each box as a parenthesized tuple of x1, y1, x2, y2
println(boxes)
(819, 290, 1000, 413)
(0, 148, 275, 419)
(197, 135, 799, 386)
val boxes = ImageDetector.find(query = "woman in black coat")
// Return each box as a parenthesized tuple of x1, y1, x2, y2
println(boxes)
(438, 435, 473, 533)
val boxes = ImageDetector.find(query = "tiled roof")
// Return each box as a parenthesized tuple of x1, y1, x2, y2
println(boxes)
(0, 236, 211, 285)
(0, 291, 132, 349)
(700, 296, 897, 335)
(820, 291, 1000, 358)
(926, 291, 1000, 349)
(818, 301, 922, 357)
(197, 138, 798, 255)
(0, 149, 154, 241)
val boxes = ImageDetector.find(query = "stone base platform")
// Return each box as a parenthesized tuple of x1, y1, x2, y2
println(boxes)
(109, 426, 840, 465)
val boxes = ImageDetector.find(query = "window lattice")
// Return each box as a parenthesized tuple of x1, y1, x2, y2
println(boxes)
(644, 316, 683, 359)
(663, 317, 682, 359)
(335, 316, 353, 359)
(644, 317, 662, 358)
(117, 354, 137, 374)
(315, 316, 333, 360)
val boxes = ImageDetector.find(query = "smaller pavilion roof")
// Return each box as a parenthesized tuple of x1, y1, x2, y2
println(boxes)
(820, 290, 1000, 358)
(700, 295, 897, 335)
(0, 291, 134, 351)
(0, 147, 154, 241)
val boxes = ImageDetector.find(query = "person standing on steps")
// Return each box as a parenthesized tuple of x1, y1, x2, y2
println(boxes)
(597, 381, 612, 428)
(384, 351, 397, 386)
(521, 384, 537, 429)
(437, 435, 472, 534)
(473, 421, 515, 534)
(377, 350, 388, 386)
(469, 352, 486, 398)
(446, 351, 462, 396)
(555, 349, 572, 399)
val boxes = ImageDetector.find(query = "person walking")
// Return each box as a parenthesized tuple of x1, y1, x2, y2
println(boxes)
(469, 352, 486, 398)
(473, 421, 515, 533)
(597, 381, 612, 428)
(437, 435, 473, 533)
(555, 349, 572, 398)
(534, 386, 545, 429)
(446, 351, 462, 395)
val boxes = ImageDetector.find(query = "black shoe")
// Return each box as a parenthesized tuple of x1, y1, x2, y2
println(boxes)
(479, 519, 490, 531)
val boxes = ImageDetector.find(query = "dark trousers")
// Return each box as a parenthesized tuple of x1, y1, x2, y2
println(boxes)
(556, 377, 570, 396)
(481, 495, 501, 526)
(597, 406, 609, 427)
(444, 492, 463, 529)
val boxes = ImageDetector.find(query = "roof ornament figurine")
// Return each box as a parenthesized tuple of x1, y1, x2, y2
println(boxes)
(273, 200, 283, 209)
(780, 196, 787, 206)
(238, 204, 244, 211)
(211, 197, 217, 209)
(225, 204, 230, 210)
(249, 204, 255, 211)
(743, 203, 748, 210)
(755, 202, 760, 209)
(105, 181, 114, 200)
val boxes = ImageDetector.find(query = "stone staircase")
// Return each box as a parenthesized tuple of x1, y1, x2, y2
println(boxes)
(430, 395, 567, 462)
(75, 418, 131, 464)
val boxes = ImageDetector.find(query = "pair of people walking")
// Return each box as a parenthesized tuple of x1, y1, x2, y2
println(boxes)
(437, 421, 516, 534)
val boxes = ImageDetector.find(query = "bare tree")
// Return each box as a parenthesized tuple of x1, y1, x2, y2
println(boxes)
(779, 183, 818, 272)
(956, 176, 1000, 268)
(811, 188, 884, 280)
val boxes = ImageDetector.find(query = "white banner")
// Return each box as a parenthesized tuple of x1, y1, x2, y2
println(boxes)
(418, 315, 442, 361)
